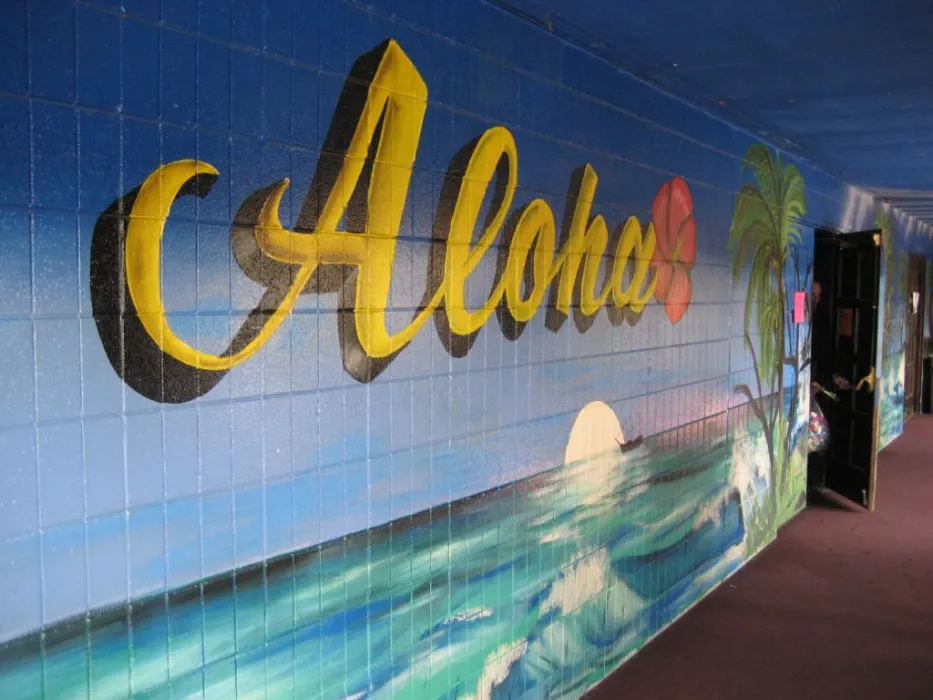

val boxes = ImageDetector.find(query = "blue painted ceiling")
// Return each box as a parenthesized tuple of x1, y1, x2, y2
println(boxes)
(498, 0, 933, 222)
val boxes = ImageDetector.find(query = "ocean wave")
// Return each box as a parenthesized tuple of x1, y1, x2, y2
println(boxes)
(460, 640, 529, 700)
(541, 548, 610, 617)
(0, 403, 749, 700)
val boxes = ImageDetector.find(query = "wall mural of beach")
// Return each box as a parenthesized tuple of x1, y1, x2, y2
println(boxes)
(0, 4, 928, 697)
(1, 401, 764, 699)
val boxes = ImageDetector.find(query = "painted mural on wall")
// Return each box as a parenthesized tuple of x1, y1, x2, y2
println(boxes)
(1, 403, 753, 699)
(0, 14, 825, 700)
(729, 145, 810, 551)
(0, 39, 735, 699)
(878, 206, 907, 450)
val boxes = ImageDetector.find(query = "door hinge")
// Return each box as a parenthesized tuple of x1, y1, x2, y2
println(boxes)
(873, 233, 881, 247)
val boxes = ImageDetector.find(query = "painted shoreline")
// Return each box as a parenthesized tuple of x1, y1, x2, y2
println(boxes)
(0, 401, 755, 661)
(0, 401, 760, 699)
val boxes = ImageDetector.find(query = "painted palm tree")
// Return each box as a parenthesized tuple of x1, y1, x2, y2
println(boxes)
(729, 144, 807, 539)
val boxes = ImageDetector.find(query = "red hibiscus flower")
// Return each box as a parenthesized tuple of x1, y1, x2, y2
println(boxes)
(651, 177, 696, 324)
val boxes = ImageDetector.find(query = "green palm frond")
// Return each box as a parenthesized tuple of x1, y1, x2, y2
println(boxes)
(780, 163, 806, 246)
(730, 144, 807, 394)
(741, 145, 779, 212)
(758, 300, 783, 386)
(744, 241, 777, 328)
(730, 218, 772, 283)
(730, 182, 780, 286)
(742, 242, 782, 387)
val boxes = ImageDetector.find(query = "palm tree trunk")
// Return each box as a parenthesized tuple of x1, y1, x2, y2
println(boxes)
(740, 330, 779, 529)
(770, 262, 786, 519)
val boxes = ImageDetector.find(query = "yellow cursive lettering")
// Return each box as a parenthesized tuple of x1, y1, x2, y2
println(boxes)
(119, 39, 689, 390)
(443, 127, 517, 336)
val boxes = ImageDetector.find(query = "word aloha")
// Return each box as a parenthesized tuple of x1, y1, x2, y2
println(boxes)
(121, 40, 696, 383)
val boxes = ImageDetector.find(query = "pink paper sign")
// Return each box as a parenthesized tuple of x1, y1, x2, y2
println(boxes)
(793, 291, 806, 324)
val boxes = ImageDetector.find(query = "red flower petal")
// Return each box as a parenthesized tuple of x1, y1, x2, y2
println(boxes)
(668, 178, 693, 227)
(652, 181, 674, 260)
(654, 260, 674, 303)
(652, 177, 695, 266)
(651, 242, 664, 269)
(677, 214, 697, 268)
(664, 266, 692, 324)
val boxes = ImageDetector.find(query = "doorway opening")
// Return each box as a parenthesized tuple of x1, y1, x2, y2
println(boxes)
(904, 254, 926, 420)
(807, 230, 882, 510)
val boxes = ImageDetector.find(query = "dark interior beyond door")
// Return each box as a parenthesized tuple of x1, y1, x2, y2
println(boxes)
(811, 230, 881, 509)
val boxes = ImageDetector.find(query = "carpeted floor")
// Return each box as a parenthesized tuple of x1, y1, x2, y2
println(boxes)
(588, 415, 933, 700)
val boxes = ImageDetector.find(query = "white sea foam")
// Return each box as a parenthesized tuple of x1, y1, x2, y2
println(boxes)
(539, 522, 574, 544)
(541, 548, 609, 616)
(693, 498, 725, 529)
(638, 498, 695, 530)
(679, 541, 745, 600)
(442, 607, 494, 625)
(461, 640, 529, 700)
(730, 427, 770, 502)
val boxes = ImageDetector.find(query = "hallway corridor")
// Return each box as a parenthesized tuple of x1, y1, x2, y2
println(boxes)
(589, 416, 933, 700)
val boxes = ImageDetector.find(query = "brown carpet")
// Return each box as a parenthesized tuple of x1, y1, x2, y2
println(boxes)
(587, 415, 933, 700)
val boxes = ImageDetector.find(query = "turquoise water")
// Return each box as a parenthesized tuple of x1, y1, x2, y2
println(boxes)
(0, 422, 746, 700)
(879, 351, 905, 450)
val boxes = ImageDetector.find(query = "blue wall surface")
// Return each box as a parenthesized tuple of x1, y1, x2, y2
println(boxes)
(0, 1, 929, 698)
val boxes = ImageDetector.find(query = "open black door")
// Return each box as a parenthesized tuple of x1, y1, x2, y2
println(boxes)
(815, 230, 881, 509)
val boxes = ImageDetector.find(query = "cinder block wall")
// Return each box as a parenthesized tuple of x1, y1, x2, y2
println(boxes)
(0, 0, 922, 697)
